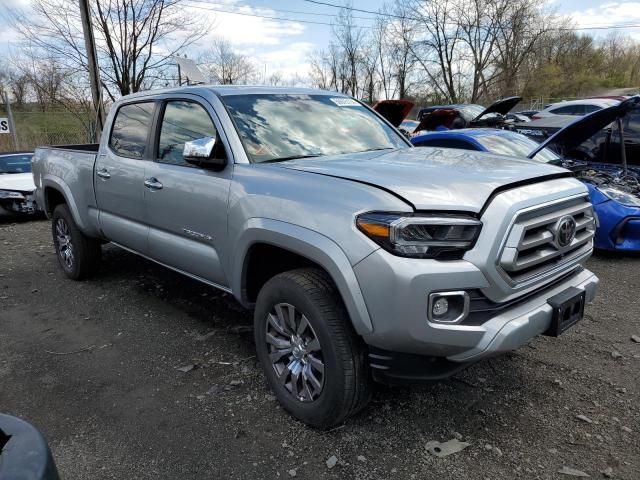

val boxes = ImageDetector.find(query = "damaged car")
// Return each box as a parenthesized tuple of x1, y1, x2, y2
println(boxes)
(416, 96, 525, 129)
(0, 152, 39, 217)
(411, 97, 640, 252)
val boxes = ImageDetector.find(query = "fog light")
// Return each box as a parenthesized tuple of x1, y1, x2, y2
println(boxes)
(432, 297, 449, 316)
(428, 291, 470, 324)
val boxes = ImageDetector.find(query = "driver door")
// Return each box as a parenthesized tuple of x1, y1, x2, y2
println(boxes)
(144, 97, 233, 287)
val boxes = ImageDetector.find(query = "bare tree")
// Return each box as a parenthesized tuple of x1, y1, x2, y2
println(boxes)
(409, 0, 464, 103)
(199, 38, 258, 85)
(332, 4, 366, 97)
(10, 0, 208, 98)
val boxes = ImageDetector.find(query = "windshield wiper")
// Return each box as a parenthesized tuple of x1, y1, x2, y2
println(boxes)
(261, 154, 322, 163)
(356, 147, 394, 153)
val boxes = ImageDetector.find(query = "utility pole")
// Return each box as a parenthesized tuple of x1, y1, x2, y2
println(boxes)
(79, 0, 105, 140)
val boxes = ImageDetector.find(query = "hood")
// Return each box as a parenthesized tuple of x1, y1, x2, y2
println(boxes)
(414, 109, 460, 132)
(528, 96, 640, 159)
(0, 172, 36, 192)
(471, 96, 522, 122)
(279, 148, 569, 212)
(372, 100, 415, 127)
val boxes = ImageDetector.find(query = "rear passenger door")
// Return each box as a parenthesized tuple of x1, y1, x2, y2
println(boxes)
(95, 101, 155, 253)
(144, 97, 232, 287)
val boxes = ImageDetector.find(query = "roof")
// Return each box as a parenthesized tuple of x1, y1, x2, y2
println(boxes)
(545, 98, 619, 108)
(414, 128, 516, 139)
(116, 84, 349, 101)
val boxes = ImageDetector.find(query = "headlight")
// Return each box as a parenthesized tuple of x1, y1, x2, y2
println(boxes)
(356, 212, 481, 259)
(598, 187, 640, 207)
(0, 190, 25, 200)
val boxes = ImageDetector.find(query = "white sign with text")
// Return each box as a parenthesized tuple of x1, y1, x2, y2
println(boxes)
(0, 118, 10, 133)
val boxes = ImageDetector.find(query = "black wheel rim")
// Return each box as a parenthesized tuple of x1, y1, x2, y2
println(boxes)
(265, 303, 325, 402)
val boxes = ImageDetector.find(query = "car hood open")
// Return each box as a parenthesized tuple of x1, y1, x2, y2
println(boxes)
(0, 173, 36, 193)
(372, 100, 415, 127)
(279, 148, 570, 212)
(528, 96, 640, 159)
(471, 96, 522, 122)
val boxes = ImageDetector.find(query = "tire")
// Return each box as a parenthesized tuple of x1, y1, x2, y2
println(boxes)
(51, 204, 101, 280)
(254, 268, 371, 429)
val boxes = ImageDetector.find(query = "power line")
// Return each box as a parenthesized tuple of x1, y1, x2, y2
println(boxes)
(186, 0, 378, 21)
(300, 0, 640, 31)
(182, 1, 350, 27)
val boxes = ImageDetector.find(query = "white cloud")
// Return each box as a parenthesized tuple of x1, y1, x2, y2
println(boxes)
(186, 2, 307, 46)
(567, 2, 640, 39)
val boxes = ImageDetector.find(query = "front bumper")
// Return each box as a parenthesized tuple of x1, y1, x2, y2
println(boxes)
(354, 248, 598, 366)
(592, 200, 640, 251)
(0, 193, 39, 216)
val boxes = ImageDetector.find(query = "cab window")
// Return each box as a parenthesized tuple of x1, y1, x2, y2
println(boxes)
(157, 101, 222, 166)
(109, 102, 155, 158)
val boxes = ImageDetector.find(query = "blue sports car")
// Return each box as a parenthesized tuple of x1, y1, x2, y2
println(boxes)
(410, 99, 640, 252)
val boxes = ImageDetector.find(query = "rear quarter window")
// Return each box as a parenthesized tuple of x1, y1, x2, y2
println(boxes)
(109, 102, 155, 158)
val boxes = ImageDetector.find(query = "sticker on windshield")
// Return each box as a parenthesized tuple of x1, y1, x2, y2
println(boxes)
(330, 98, 360, 107)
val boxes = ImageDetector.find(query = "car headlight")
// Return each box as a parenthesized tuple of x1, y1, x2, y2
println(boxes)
(356, 212, 481, 259)
(598, 187, 640, 207)
(0, 190, 25, 200)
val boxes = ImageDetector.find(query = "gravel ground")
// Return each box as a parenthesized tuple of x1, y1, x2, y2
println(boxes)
(1, 218, 639, 480)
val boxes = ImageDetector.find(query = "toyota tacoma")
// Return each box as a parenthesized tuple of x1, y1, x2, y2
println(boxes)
(32, 86, 599, 428)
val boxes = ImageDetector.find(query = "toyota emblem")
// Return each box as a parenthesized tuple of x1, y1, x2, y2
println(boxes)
(555, 216, 577, 248)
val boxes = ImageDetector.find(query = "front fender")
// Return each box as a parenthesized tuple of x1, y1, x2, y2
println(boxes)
(230, 218, 374, 335)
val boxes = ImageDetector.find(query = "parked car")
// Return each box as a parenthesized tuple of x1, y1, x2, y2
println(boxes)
(515, 110, 640, 160)
(531, 98, 620, 119)
(413, 97, 640, 251)
(514, 110, 539, 119)
(0, 151, 39, 217)
(0, 413, 60, 480)
(416, 97, 525, 129)
(33, 86, 599, 428)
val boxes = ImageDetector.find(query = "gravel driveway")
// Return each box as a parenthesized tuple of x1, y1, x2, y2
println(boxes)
(1, 219, 639, 479)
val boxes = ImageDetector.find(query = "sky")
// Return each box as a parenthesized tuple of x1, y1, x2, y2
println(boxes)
(1, 0, 640, 81)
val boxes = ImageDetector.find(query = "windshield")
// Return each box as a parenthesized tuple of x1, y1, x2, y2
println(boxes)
(221, 94, 408, 163)
(0, 153, 33, 173)
(474, 133, 561, 163)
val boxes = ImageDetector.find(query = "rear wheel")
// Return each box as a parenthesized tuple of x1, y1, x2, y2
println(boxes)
(254, 268, 371, 429)
(52, 204, 101, 280)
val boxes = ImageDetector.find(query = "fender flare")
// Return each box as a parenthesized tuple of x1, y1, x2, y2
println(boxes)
(231, 218, 374, 335)
(41, 175, 94, 234)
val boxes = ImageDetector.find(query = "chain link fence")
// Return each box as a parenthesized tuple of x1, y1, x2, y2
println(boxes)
(0, 108, 95, 153)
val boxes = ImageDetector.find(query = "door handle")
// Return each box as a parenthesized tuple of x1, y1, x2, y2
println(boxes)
(96, 168, 111, 179)
(144, 178, 163, 190)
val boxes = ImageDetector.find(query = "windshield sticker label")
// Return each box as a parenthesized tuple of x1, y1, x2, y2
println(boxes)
(330, 98, 360, 107)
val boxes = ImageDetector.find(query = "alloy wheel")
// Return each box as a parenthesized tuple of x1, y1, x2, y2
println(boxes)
(55, 218, 74, 269)
(265, 303, 325, 402)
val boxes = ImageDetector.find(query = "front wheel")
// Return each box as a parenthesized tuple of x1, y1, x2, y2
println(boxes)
(52, 204, 101, 280)
(254, 268, 371, 429)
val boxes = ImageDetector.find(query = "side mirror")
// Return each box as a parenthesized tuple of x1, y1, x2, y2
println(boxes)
(183, 136, 226, 170)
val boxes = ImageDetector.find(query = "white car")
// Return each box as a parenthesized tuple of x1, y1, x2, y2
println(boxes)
(532, 99, 620, 119)
(0, 152, 39, 216)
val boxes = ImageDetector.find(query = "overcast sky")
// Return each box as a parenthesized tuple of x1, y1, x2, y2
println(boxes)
(2, 0, 640, 80)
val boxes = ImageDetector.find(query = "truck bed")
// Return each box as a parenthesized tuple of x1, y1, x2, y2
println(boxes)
(32, 144, 101, 236)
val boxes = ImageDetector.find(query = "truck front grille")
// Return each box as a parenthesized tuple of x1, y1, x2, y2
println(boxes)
(498, 196, 595, 285)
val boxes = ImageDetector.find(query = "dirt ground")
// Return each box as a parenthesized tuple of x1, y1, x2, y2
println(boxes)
(1, 218, 639, 480)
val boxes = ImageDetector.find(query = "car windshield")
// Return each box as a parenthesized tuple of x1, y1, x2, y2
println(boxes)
(221, 94, 409, 163)
(474, 133, 561, 163)
(0, 154, 33, 174)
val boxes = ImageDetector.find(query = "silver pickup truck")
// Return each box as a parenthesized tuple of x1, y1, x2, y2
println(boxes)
(33, 86, 599, 428)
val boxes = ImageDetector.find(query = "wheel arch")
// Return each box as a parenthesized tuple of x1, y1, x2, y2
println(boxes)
(231, 218, 374, 335)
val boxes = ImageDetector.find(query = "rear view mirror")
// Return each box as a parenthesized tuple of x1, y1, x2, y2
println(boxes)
(183, 136, 226, 170)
